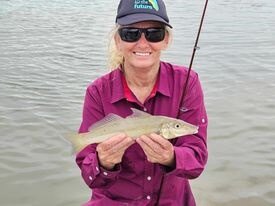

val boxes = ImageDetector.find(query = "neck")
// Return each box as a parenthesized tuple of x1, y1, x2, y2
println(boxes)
(122, 62, 160, 88)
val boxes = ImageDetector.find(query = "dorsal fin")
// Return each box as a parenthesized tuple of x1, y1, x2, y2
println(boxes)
(128, 108, 152, 118)
(88, 113, 123, 131)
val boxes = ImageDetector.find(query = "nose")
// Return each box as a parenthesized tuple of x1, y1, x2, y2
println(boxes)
(137, 33, 149, 45)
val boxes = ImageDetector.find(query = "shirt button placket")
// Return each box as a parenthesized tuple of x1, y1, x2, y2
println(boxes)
(144, 163, 153, 201)
(146, 176, 152, 201)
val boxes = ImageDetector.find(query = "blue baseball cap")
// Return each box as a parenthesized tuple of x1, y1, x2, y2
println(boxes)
(116, 0, 172, 28)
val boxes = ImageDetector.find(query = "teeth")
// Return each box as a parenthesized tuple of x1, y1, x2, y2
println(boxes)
(134, 52, 150, 56)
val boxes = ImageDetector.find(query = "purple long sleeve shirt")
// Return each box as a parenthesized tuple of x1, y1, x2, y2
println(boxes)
(76, 61, 208, 206)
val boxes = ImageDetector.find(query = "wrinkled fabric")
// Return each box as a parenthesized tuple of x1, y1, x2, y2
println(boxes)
(76, 61, 208, 206)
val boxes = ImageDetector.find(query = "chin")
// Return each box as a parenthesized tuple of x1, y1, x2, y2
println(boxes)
(134, 62, 155, 69)
(133, 58, 157, 68)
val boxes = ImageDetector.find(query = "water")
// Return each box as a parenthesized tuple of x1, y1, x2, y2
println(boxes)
(0, 0, 275, 205)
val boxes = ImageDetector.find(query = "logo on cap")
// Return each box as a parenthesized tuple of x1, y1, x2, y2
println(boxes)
(134, 0, 159, 11)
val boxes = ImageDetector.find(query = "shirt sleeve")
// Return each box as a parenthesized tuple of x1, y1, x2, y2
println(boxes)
(75, 84, 121, 189)
(167, 73, 208, 179)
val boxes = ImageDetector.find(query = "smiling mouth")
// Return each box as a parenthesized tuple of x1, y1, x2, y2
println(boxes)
(134, 52, 151, 56)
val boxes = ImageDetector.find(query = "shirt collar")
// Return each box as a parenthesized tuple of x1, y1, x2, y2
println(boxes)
(158, 61, 171, 97)
(110, 62, 171, 104)
(110, 68, 125, 104)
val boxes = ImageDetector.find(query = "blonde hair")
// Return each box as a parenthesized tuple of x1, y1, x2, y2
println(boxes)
(107, 25, 173, 70)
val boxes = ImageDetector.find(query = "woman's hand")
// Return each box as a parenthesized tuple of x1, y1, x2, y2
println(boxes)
(136, 133, 175, 167)
(96, 133, 135, 170)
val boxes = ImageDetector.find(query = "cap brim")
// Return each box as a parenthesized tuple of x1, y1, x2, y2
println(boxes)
(117, 13, 172, 28)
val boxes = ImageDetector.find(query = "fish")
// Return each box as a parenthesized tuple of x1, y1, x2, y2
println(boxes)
(65, 108, 198, 153)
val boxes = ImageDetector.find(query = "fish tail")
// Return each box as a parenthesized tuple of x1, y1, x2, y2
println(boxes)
(64, 133, 86, 153)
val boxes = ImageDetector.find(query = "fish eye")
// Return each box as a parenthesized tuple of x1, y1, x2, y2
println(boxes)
(174, 124, 180, 129)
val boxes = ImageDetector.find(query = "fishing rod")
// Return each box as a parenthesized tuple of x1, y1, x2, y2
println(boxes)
(156, 0, 209, 204)
(180, 0, 209, 111)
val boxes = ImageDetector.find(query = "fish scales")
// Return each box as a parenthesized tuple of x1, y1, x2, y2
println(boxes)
(65, 108, 199, 153)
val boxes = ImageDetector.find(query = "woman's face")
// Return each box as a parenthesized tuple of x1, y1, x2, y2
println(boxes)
(115, 21, 169, 71)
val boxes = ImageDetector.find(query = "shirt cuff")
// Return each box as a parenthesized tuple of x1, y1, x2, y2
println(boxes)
(164, 146, 189, 176)
(82, 153, 101, 181)
(99, 164, 122, 179)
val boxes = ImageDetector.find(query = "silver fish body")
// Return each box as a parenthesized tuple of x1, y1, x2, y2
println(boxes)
(66, 108, 198, 152)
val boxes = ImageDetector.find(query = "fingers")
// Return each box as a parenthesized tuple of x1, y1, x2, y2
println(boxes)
(111, 135, 135, 153)
(137, 135, 161, 154)
(136, 133, 175, 166)
(149, 133, 172, 149)
(96, 133, 135, 170)
(136, 135, 162, 162)
(137, 133, 171, 153)
(98, 133, 128, 151)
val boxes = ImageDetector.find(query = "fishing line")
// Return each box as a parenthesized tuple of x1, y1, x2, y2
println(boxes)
(156, 0, 209, 204)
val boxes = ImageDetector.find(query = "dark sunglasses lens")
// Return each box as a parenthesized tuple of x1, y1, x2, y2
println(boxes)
(145, 28, 165, 42)
(119, 28, 141, 42)
(118, 28, 165, 42)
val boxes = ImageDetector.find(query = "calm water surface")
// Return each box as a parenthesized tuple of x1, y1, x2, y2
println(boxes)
(0, 0, 275, 205)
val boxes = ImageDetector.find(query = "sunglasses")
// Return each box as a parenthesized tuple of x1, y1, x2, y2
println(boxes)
(118, 27, 166, 43)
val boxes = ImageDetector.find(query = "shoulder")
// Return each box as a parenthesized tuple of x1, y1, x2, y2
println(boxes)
(86, 68, 122, 93)
(160, 61, 199, 82)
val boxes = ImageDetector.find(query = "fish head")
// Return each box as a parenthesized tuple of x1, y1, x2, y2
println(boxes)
(160, 119, 199, 139)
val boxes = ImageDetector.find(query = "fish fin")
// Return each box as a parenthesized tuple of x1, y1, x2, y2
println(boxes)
(128, 108, 151, 118)
(88, 113, 124, 131)
(63, 133, 87, 153)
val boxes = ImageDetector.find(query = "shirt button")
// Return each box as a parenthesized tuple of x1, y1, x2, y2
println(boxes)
(96, 166, 99, 172)
(89, 176, 93, 180)
(103, 172, 108, 176)
(146, 195, 151, 200)
(202, 118, 205, 123)
(143, 107, 147, 112)
(147, 176, 151, 181)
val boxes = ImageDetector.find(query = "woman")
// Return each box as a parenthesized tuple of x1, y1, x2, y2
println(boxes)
(76, 0, 208, 205)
